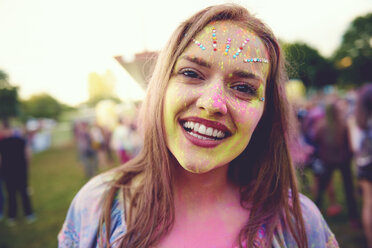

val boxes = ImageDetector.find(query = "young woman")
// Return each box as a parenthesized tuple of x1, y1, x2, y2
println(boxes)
(349, 84, 372, 248)
(59, 4, 338, 248)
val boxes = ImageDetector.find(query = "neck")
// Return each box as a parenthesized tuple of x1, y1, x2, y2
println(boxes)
(173, 163, 238, 206)
(158, 162, 249, 248)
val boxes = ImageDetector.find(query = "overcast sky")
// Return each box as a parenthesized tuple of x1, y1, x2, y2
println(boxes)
(0, 0, 371, 105)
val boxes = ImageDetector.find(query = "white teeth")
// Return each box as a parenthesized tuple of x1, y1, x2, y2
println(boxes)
(182, 121, 227, 139)
(198, 124, 206, 135)
(194, 123, 200, 133)
(212, 129, 218, 137)
(206, 127, 213, 136)
(189, 131, 214, 140)
(217, 131, 225, 138)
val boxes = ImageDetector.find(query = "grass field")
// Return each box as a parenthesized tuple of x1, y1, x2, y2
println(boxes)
(300, 170, 368, 248)
(0, 144, 89, 248)
(0, 143, 368, 247)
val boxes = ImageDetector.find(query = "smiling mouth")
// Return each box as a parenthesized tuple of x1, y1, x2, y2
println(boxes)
(181, 120, 230, 141)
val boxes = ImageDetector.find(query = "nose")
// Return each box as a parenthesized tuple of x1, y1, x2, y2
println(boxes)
(196, 82, 228, 116)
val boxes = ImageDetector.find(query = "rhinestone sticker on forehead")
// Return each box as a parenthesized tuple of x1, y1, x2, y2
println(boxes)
(224, 38, 231, 55)
(233, 38, 250, 59)
(191, 27, 269, 64)
(212, 27, 217, 51)
(192, 38, 206, 50)
(243, 58, 269, 63)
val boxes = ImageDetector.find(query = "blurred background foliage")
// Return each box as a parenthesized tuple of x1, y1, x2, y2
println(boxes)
(0, 71, 20, 123)
(333, 13, 372, 85)
(283, 12, 372, 90)
(20, 94, 63, 121)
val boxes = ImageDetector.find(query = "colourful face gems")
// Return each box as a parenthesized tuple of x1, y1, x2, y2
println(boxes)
(233, 38, 250, 59)
(212, 27, 217, 51)
(190, 26, 269, 64)
(224, 38, 231, 55)
(244, 58, 269, 63)
(192, 38, 206, 50)
(163, 21, 269, 174)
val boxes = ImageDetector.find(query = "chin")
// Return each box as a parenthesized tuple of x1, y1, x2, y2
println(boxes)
(182, 165, 209, 174)
(178, 161, 227, 174)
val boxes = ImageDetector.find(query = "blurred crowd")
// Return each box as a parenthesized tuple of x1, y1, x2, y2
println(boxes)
(72, 114, 142, 179)
(291, 83, 372, 247)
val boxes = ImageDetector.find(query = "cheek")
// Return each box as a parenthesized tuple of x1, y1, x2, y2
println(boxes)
(229, 98, 263, 127)
(164, 86, 180, 136)
(164, 83, 197, 127)
(165, 84, 186, 110)
(218, 103, 263, 156)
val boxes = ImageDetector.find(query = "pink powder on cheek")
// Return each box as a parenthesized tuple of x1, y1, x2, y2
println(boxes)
(229, 97, 247, 112)
(230, 99, 262, 124)
(239, 106, 262, 124)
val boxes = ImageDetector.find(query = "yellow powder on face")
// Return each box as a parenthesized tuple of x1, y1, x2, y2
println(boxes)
(219, 61, 224, 70)
(163, 21, 269, 175)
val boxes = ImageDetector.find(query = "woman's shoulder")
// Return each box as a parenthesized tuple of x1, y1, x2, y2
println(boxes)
(273, 193, 338, 247)
(299, 194, 339, 247)
(75, 170, 120, 203)
(58, 170, 126, 247)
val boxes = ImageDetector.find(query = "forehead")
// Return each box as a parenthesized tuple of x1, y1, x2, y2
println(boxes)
(195, 21, 264, 46)
(180, 21, 269, 76)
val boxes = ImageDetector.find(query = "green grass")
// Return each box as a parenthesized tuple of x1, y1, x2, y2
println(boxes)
(51, 122, 73, 148)
(0, 144, 367, 247)
(299, 169, 368, 248)
(0, 143, 117, 248)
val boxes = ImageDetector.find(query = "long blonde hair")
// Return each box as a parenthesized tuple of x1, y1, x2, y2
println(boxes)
(100, 4, 307, 248)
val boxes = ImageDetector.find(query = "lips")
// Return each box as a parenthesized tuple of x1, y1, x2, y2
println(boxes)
(179, 117, 231, 147)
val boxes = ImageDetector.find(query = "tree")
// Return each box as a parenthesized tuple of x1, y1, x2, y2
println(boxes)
(0, 69, 19, 123)
(22, 93, 62, 120)
(282, 42, 337, 88)
(0, 69, 10, 88)
(333, 13, 372, 85)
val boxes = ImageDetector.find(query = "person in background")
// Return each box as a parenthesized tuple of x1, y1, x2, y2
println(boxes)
(127, 120, 143, 158)
(90, 122, 108, 169)
(101, 126, 115, 165)
(302, 95, 346, 217)
(312, 96, 359, 227)
(0, 120, 35, 226)
(349, 83, 372, 248)
(75, 121, 98, 179)
(0, 167, 3, 221)
(0, 127, 4, 221)
(110, 117, 132, 164)
(59, 4, 338, 247)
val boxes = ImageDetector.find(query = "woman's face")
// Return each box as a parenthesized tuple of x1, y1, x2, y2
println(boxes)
(163, 21, 270, 173)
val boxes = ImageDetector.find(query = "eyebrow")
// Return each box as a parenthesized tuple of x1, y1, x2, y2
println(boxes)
(231, 70, 263, 82)
(181, 55, 211, 68)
